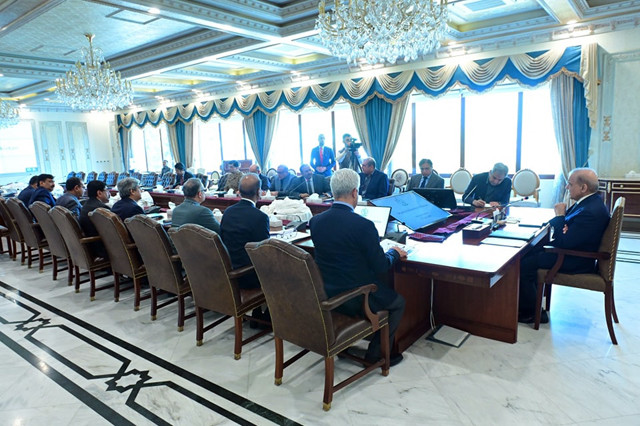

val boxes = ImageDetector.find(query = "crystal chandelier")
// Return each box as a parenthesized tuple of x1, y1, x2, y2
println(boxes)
(0, 100, 20, 129)
(316, 0, 449, 65)
(56, 34, 133, 111)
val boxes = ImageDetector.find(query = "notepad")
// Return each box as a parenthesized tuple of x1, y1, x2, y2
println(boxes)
(490, 227, 537, 241)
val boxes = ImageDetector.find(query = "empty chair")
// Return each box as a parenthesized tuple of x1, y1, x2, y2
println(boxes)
(390, 169, 409, 192)
(161, 173, 176, 188)
(96, 171, 107, 182)
(170, 225, 269, 359)
(449, 168, 472, 194)
(74, 171, 86, 181)
(105, 172, 119, 187)
(246, 238, 390, 411)
(140, 173, 158, 189)
(6, 198, 49, 271)
(90, 208, 148, 308)
(85, 171, 97, 184)
(511, 168, 541, 205)
(116, 172, 129, 185)
(0, 197, 25, 262)
(210, 171, 220, 187)
(50, 206, 112, 299)
(125, 215, 192, 331)
(66, 171, 76, 180)
(195, 173, 208, 188)
(535, 197, 625, 344)
(0, 212, 13, 258)
(30, 201, 73, 285)
(131, 172, 143, 182)
(265, 168, 277, 180)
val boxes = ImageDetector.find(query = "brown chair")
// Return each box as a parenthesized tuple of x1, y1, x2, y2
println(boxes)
(96, 171, 107, 182)
(115, 172, 129, 185)
(89, 208, 148, 308)
(49, 206, 112, 299)
(6, 198, 50, 272)
(246, 238, 390, 411)
(0, 209, 13, 258)
(30, 202, 73, 285)
(387, 178, 395, 196)
(74, 171, 86, 181)
(161, 173, 176, 188)
(535, 197, 625, 344)
(85, 171, 97, 184)
(125, 215, 192, 331)
(169, 225, 269, 359)
(105, 172, 119, 187)
(131, 172, 143, 182)
(0, 197, 25, 262)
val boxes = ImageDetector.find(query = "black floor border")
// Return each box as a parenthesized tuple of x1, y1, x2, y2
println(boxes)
(0, 280, 300, 426)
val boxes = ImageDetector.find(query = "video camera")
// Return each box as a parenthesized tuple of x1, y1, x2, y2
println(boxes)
(347, 137, 361, 151)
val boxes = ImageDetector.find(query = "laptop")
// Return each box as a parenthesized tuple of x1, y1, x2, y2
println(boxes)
(371, 191, 451, 232)
(411, 188, 458, 210)
(355, 205, 391, 238)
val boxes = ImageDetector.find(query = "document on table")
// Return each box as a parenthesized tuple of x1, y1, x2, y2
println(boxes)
(380, 238, 415, 255)
(481, 237, 527, 248)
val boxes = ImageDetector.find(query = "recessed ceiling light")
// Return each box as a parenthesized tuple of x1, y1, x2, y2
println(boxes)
(148, 7, 160, 14)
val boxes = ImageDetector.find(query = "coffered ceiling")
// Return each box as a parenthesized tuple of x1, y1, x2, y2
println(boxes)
(1, 0, 639, 111)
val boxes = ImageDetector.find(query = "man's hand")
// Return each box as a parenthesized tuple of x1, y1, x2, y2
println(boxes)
(489, 201, 500, 208)
(554, 202, 567, 216)
(472, 199, 486, 208)
(299, 193, 310, 199)
(392, 246, 408, 258)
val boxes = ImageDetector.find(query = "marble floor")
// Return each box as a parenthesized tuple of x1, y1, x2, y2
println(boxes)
(1, 234, 640, 426)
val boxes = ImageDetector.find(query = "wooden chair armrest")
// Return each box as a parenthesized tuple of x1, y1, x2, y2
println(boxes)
(321, 284, 381, 330)
(228, 265, 254, 279)
(125, 243, 137, 250)
(543, 246, 610, 260)
(79, 236, 101, 244)
(170, 254, 181, 263)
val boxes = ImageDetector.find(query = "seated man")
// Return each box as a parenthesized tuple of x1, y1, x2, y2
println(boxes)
(310, 133, 336, 176)
(172, 162, 194, 189)
(407, 158, 444, 190)
(217, 160, 243, 192)
(17, 176, 38, 205)
(310, 168, 407, 366)
(463, 162, 512, 207)
(160, 160, 171, 177)
(269, 164, 294, 196)
(55, 177, 84, 218)
(220, 174, 269, 289)
(79, 180, 111, 258)
(28, 174, 56, 208)
(287, 164, 330, 199)
(359, 158, 389, 200)
(171, 178, 220, 233)
(248, 164, 270, 191)
(518, 168, 610, 323)
(112, 177, 144, 222)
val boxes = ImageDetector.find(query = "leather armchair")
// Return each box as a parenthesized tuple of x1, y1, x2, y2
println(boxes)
(30, 201, 73, 285)
(0, 197, 24, 262)
(6, 198, 49, 272)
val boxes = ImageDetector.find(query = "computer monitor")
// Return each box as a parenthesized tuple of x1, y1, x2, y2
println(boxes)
(355, 205, 391, 238)
(411, 188, 458, 209)
(371, 191, 451, 231)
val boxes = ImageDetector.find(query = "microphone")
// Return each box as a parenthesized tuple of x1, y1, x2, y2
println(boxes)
(463, 184, 478, 205)
(287, 178, 309, 197)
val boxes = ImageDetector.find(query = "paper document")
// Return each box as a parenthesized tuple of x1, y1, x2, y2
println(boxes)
(380, 238, 415, 255)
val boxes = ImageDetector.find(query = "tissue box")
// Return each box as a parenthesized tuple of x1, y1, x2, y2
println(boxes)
(462, 223, 491, 243)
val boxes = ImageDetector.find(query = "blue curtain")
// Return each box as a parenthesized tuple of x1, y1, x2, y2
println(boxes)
(251, 110, 268, 165)
(573, 81, 591, 168)
(174, 120, 187, 164)
(364, 97, 393, 166)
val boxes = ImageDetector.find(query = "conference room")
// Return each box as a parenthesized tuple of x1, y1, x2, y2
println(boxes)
(2, 0, 640, 424)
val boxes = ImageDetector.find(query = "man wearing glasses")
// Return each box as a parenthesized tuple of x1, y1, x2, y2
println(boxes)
(407, 158, 444, 190)
(462, 162, 512, 207)
(269, 164, 294, 196)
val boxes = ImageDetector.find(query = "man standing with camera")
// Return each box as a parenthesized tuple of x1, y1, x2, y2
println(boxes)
(337, 133, 362, 172)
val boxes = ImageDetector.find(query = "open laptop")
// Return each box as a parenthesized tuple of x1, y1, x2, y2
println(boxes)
(371, 191, 451, 232)
(411, 188, 458, 210)
(355, 205, 391, 238)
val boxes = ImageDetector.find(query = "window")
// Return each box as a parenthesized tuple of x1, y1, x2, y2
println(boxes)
(521, 85, 559, 175)
(300, 107, 332, 166)
(386, 102, 413, 174)
(129, 123, 171, 172)
(269, 108, 300, 170)
(333, 101, 365, 163)
(0, 121, 38, 175)
(193, 118, 222, 172)
(220, 114, 248, 162)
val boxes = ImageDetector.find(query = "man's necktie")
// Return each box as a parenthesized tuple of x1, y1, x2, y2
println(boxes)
(306, 178, 314, 194)
(419, 177, 427, 188)
(319, 148, 323, 165)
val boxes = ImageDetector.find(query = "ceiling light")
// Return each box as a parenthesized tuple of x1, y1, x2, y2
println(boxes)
(148, 7, 160, 14)
(316, 0, 449, 65)
(55, 34, 134, 111)
(0, 100, 20, 128)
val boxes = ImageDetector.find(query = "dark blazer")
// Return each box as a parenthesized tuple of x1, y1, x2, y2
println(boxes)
(18, 186, 36, 205)
(310, 145, 336, 176)
(287, 174, 329, 198)
(171, 199, 220, 233)
(462, 171, 512, 206)
(55, 193, 82, 218)
(111, 197, 144, 222)
(80, 198, 111, 237)
(220, 199, 269, 270)
(257, 173, 270, 191)
(309, 202, 400, 299)
(407, 173, 445, 190)
(173, 171, 194, 188)
(269, 174, 294, 193)
(28, 187, 56, 208)
(359, 169, 389, 200)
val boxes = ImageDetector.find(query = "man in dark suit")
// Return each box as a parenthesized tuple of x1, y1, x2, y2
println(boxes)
(220, 173, 269, 289)
(172, 162, 194, 189)
(28, 174, 56, 208)
(248, 164, 270, 191)
(171, 178, 220, 233)
(55, 177, 84, 218)
(463, 162, 512, 207)
(269, 164, 294, 196)
(160, 160, 171, 177)
(80, 180, 111, 258)
(518, 168, 610, 323)
(18, 176, 38, 205)
(112, 177, 144, 222)
(407, 159, 444, 190)
(359, 158, 389, 200)
(310, 134, 336, 177)
(310, 168, 407, 366)
(287, 164, 330, 198)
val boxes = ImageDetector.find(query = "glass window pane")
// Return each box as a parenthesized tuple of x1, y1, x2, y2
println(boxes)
(300, 107, 332, 166)
(144, 125, 164, 172)
(220, 114, 246, 161)
(464, 91, 518, 175)
(521, 85, 559, 175)
(129, 126, 147, 172)
(333, 101, 365, 164)
(268, 109, 300, 170)
(159, 124, 173, 167)
(387, 104, 412, 175)
(414, 94, 461, 176)
(193, 118, 222, 173)
(0, 121, 38, 175)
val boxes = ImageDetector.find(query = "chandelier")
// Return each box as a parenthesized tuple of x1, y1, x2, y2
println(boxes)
(56, 34, 133, 111)
(0, 100, 20, 129)
(316, 0, 449, 65)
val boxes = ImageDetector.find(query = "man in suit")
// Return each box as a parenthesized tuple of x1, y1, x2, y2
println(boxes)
(28, 174, 56, 208)
(220, 174, 270, 289)
(171, 178, 220, 233)
(172, 162, 194, 189)
(55, 177, 84, 218)
(217, 160, 243, 192)
(248, 164, 270, 191)
(518, 168, 610, 323)
(462, 162, 512, 207)
(310, 168, 407, 366)
(287, 164, 330, 198)
(160, 160, 171, 177)
(112, 177, 144, 222)
(359, 158, 389, 200)
(79, 180, 111, 258)
(269, 164, 294, 196)
(310, 134, 336, 177)
(407, 159, 444, 190)
(18, 176, 38, 205)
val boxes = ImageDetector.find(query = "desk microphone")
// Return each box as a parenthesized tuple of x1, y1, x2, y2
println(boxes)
(463, 184, 478, 205)
(287, 178, 309, 197)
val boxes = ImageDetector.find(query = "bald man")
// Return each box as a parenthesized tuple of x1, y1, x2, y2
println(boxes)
(518, 168, 610, 324)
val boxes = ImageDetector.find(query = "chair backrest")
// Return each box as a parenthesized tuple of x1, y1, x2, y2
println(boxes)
(266, 168, 277, 180)
(75, 171, 86, 181)
(50, 206, 94, 270)
(66, 171, 75, 180)
(90, 208, 143, 277)
(161, 173, 176, 188)
(30, 201, 68, 259)
(391, 169, 409, 188)
(141, 173, 158, 188)
(0, 197, 23, 242)
(85, 171, 97, 184)
(131, 172, 143, 181)
(125, 215, 183, 293)
(6, 198, 44, 248)
(387, 178, 395, 196)
(246, 238, 335, 356)
(116, 172, 129, 184)
(598, 197, 625, 282)
(449, 168, 472, 194)
(105, 172, 119, 187)
(169, 225, 241, 316)
(196, 173, 209, 188)
(512, 169, 540, 197)
(96, 172, 107, 182)
(210, 171, 220, 185)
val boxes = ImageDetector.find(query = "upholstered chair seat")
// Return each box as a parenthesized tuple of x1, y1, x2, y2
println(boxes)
(30, 201, 73, 284)
(449, 168, 472, 194)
